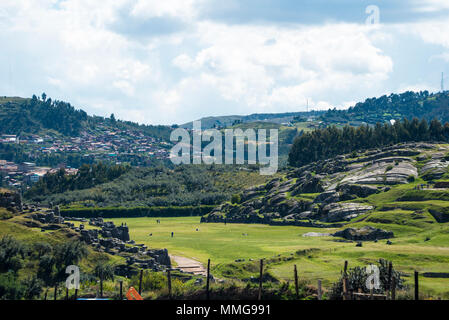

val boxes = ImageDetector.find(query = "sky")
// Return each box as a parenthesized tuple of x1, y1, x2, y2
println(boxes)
(0, 0, 449, 125)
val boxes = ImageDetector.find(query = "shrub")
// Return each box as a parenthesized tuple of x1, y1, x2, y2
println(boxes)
(231, 194, 241, 204)
(130, 271, 166, 292)
(0, 271, 25, 300)
(407, 175, 415, 183)
(0, 236, 27, 273)
(329, 259, 404, 300)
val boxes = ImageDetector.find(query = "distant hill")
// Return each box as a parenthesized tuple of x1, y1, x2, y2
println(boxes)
(321, 91, 449, 125)
(180, 111, 325, 129)
(0, 94, 173, 141)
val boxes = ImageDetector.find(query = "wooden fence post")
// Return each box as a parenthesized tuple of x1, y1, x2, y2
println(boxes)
(294, 265, 299, 299)
(387, 262, 393, 297)
(317, 280, 322, 300)
(258, 259, 263, 301)
(54, 284, 57, 301)
(74, 289, 78, 301)
(167, 269, 172, 299)
(119, 280, 123, 300)
(342, 277, 349, 300)
(342, 261, 349, 300)
(414, 271, 419, 301)
(138, 269, 143, 296)
(44, 289, 48, 300)
(100, 278, 103, 298)
(65, 287, 69, 300)
(206, 259, 211, 300)
(391, 277, 396, 301)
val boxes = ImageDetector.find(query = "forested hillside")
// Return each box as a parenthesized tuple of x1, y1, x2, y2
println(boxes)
(24, 164, 274, 208)
(321, 91, 449, 125)
(289, 118, 449, 167)
(0, 94, 172, 140)
(24, 163, 130, 198)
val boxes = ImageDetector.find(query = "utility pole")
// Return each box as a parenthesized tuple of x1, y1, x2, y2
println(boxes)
(442, 72, 445, 92)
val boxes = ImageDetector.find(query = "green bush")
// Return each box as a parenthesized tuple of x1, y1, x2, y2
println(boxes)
(407, 175, 415, 183)
(130, 271, 166, 291)
(231, 194, 241, 204)
(60, 205, 215, 218)
(0, 271, 25, 300)
(329, 259, 404, 300)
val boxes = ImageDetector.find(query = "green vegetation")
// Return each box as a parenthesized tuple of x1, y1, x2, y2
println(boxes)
(321, 91, 449, 125)
(25, 163, 130, 198)
(0, 214, 122, 300)
(26, 164, 274, 208)
(103, 191, 449, 299)
(60, 205, 215, 218)
(0, 94, 172, 140)
(289, 118, 449, 167)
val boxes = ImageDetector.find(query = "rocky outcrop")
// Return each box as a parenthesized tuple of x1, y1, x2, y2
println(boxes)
(290, 173, 324, 195)
(421, 159, 449, 180)
(341, 159, 417, 185)
(201, 143, 439, 225)
(0, 189, 22, 212)
(314, 191, 340, 204)
(333, 226, 394, 241)
(337, 184, 380, 200)
(321, 203, 374, 222)
(428, 209, 449, 223)
(29, 212, 171, 271)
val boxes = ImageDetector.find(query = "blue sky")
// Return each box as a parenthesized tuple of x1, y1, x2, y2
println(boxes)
(0, 0, 449, 125)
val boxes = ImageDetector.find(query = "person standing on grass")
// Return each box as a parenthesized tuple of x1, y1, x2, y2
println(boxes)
(171, 232, 174, 238)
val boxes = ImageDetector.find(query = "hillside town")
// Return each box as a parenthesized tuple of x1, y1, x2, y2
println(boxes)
(0, 127, 172, 188)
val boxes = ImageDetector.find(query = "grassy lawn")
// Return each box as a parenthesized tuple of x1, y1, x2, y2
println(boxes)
(107, 216, 449, 298)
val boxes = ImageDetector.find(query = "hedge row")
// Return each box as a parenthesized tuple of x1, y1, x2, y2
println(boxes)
(60, 205, 216, 218)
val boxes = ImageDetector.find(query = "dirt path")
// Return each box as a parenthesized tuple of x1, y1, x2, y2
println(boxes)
(170, 255, 207, 276)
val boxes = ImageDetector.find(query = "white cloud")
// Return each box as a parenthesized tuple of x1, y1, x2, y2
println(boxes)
(130, 0, 203, 20)
(0, 1, 445, 125)
(171, 23, 392, 114)
(413, 0, 449, 12)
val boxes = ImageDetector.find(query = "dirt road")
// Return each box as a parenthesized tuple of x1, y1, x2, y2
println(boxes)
(170, 255, 207, 276)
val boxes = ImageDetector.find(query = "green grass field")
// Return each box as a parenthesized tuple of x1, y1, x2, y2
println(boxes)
(106, 216, 449, 298)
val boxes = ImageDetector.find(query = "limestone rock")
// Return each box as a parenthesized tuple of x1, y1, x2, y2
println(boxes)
(322, 203, 374, 222)
(333, 226, 394, 241)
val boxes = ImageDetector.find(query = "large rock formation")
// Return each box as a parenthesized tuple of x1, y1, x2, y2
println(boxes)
(201, 143, 443, 226)
(333, 226, 394, 241)
(421, 159, 449, 180)
(0, 188, 22, 212)
(321, 203, 374, 222)
(341, 158, 418, 185)
(29, 212, 171, 272)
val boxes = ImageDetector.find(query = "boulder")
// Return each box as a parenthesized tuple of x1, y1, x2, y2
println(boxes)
(322, 203, 374, 222)
(421, 160, 449, 180)
(291, 174, 324, 195)
(341, 159, 417, 185)
(314, 191, 340, 204)
(337, 184, 379, 200)
(333, 226, 394, 241)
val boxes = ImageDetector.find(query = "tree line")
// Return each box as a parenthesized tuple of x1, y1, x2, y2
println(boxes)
(289, 118, 449, 167)
(0, 93, 173, 140)
(321, 91, 449, 125)
(25, 163, 130, 198)
(24, 164, 265, 208)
